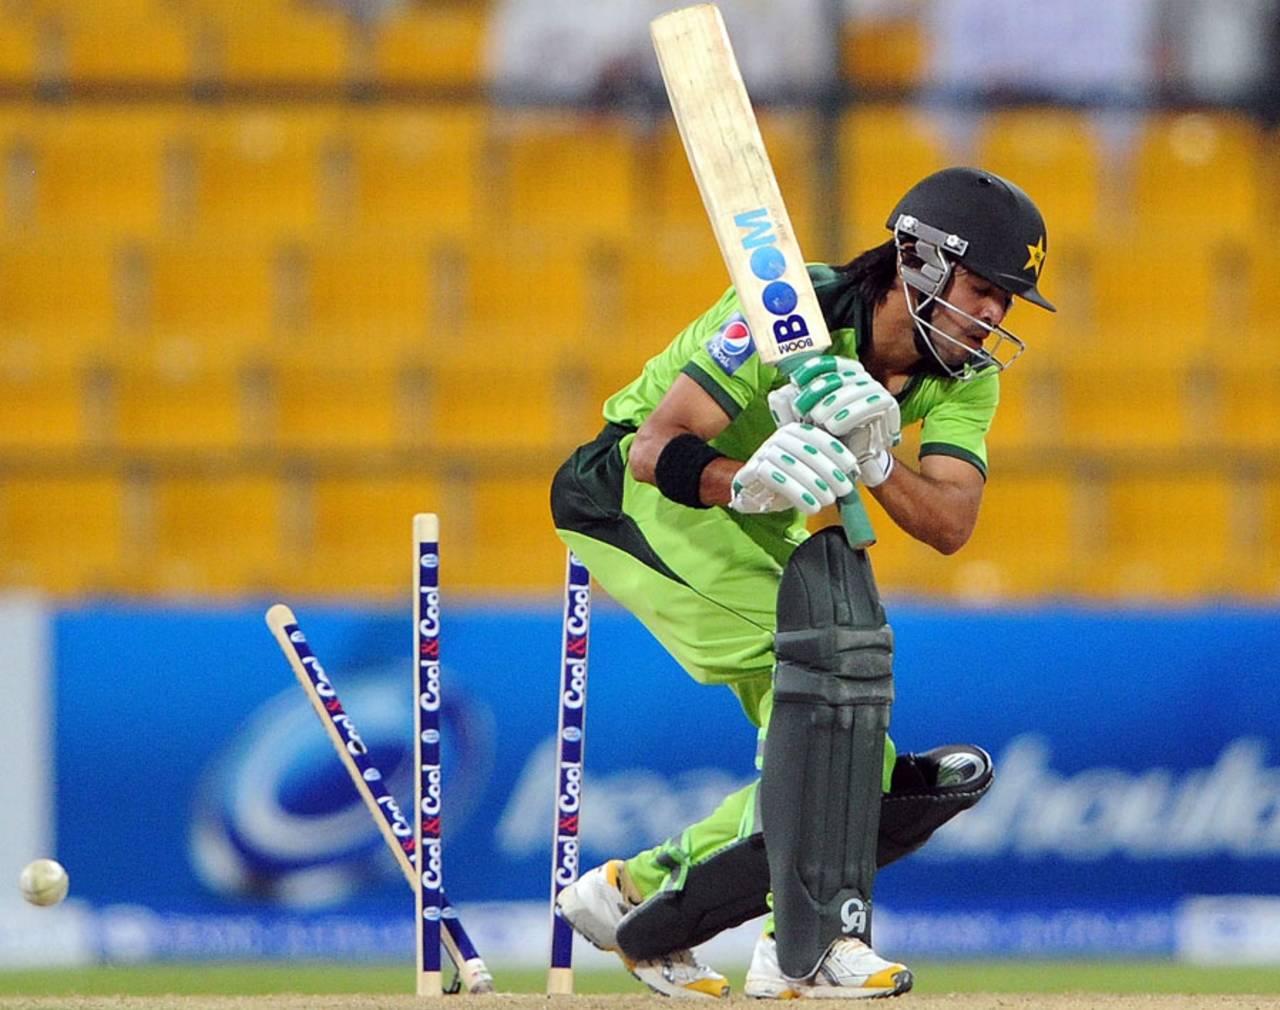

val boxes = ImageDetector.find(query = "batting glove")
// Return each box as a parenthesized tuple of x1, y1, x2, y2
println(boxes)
(729, 423, 858, 516)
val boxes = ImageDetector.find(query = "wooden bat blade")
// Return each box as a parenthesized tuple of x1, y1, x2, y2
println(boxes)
(651, 3, 829, 366)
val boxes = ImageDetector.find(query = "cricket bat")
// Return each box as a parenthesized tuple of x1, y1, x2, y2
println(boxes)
(650, 3, 875, 548)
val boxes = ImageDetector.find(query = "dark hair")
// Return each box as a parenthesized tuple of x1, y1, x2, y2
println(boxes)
(835, 239, 899, 307)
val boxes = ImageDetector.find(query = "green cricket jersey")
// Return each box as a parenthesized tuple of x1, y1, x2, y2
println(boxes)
(604, 263, 999, 480)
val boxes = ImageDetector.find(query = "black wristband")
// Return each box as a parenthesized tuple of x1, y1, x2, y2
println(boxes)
(654, 433, 725, 509)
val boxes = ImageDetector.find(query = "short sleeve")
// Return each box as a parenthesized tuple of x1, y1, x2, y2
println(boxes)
(917, 369, 999, 478)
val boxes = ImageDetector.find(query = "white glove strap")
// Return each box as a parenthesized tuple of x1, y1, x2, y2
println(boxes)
(858, 448, 895, 489)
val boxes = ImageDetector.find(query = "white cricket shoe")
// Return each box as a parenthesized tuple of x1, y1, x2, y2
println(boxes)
(745, 932, 912, 1000)
(555, 860, 730, 999)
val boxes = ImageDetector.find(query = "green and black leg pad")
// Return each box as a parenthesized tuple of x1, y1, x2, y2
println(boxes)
(614, 744, 992, 960)
(761, 526, 893, 980)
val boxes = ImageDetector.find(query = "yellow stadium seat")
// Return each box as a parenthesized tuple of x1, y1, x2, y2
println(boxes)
(1262, 478, 1280, 584)
(287, 473, 442, 597)
(271, 360, 405, 453)
(0, 106, 34, 232)
(427, 360, 564, 455)
(1080, 474, 1233, 598)
(0, 472, 126, 594)
(372, 4, 487, 85)
(1248, 233, 1280, 337)
(205, 7, 351, 84)
(491, 112, 638, 242)
(0, 342, 92, 451)
(453, 473, 566, 591)
(143, 239, 280, 360)
(23, 0, 165, 15)
(954, 471, 1076, 597)
(113, 339, 248, 451)
(976, 108, 1100, 242)
(1215, 364, 1280, 450)
(143, 473, 282, 594)
(449, 235, 594, 363)
(56, 9, 192, 84)
(1134, 113, 1263, 243)
(0, 239, 120, 360)
(648, 111, 821, 249)
(28, 106, 180, 237)
(298, 238, 433, 363)
(345, 106, 485, 239)
(1058, 363, 1198, 452)
(840, 15, 925, 87)
(188, 107, 343, 239)
(838, 105, 950, 250)
(1080, 241, 1221, 368)
(0, 16, 38, 81)
(612, 239, 726, 368)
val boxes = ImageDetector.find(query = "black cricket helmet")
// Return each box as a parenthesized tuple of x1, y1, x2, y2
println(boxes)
(887, 167, 1053, 379)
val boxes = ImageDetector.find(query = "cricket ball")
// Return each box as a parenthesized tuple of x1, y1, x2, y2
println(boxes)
(18, 858, 69, 907)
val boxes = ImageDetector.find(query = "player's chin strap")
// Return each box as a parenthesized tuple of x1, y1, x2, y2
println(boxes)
(893, 215, 1026, 381)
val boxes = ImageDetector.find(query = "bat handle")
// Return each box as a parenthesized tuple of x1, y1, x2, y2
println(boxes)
(839, 494, 876, 550)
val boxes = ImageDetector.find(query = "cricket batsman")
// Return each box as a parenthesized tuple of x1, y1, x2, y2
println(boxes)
(550, 167, 1053, 998)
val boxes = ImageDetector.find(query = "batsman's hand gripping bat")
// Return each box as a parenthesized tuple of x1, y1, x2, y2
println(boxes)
(650, 3, 875, 548)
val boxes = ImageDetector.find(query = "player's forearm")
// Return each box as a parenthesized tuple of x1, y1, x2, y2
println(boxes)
(867, 460, 979, 555)
(631, 424, 739, 506)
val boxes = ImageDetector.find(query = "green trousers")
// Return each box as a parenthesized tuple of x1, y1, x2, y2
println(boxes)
(551, 425, 894, 905)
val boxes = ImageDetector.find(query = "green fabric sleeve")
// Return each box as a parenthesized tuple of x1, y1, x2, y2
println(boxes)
(915, 368, 998, 478)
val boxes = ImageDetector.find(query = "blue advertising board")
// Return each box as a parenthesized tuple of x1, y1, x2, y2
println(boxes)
(50, 600, 1280, 961)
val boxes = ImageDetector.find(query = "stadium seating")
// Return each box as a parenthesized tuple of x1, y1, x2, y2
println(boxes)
(0, 239, 122, 361)
(0, 345, 94, 451)
(425, 359, 568, 456)
(27, 106, 182, 238)
(47, 4, 192, 85)
(449, 233, 595, 363)
(613, 239, 727, 367)
(0, 472, 126, 594)
(195, 3, 351, 85)
(1215, 364, 1280, 450)
(0, 55, 1272, 599)
(112, 339, 249, 451)
(1134, 113, 1263, 244)
(270, 360, 407, 453)
(140, 239, 281, 360)
(283, 472, 443, 597)
(1085, 473, 1234, 598)
(141, 472, 283, 594)
(344, 105, 486, 239)
(371, 3, 488, 86)
(1058, 362, 1202, 452)
(293, 237, 435, 364)
(953, 471, 1076, 597)
(458, 472, 567, 590)
(186, 107, 345, 239)
(489, 111, 638, 242)
(0, 16, 40, 82)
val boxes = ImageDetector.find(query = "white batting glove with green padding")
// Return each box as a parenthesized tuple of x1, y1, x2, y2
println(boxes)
(791, 355, 900, 488)
(792, 355, 901, 444)
(729, 423, 858, 516)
